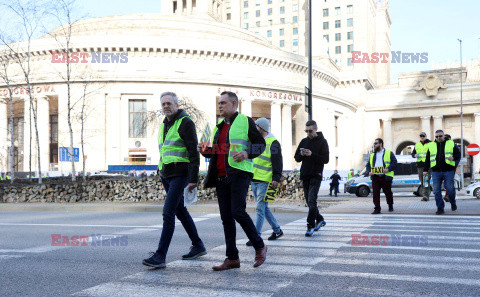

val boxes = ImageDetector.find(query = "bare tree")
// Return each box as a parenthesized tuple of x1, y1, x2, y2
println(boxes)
(0, 52, 17, 183)
(0, 0, 47, 184)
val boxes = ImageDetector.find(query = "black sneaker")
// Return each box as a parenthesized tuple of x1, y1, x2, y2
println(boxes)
(314, 221, 326, 231)
(246, 240, 253, 246)
(371, 209, 381, 214)
(268, 230, 284, 240)
(451, 203, 457, 211)
(142, 252, 166, 268)
(182, 245, 207, 260)
(436, 208, 445, 215)
(388, 205, 394, 212)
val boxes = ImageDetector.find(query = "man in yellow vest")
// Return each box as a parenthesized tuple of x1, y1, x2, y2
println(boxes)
(424, 130, 461, 215)
(412, 132, 432, 201)
(143, 92, 206, 269)
(244, 118, 283, 247)
(198, 91, 267, 271)
(348, 169, 354, 180)
(366, 138, 397, 214)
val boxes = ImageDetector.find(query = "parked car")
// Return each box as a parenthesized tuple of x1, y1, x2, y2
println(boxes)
(466, 182, 480, 199)
(344, 155, 460, 197)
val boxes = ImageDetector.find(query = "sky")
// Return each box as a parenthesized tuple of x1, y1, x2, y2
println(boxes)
(2, 0, 479, 84)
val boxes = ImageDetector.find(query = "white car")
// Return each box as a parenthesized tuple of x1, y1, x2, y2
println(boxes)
(466, 182, 480, 199)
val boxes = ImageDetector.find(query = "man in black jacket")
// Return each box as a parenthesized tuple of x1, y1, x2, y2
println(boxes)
(198, 91, 267, 271)
(329, 170, 341, 197)
(294, 120, 329, 237)
(424, 130, 461, 215)
(143, 92, 206, 269)
(412, 132, 432, 201)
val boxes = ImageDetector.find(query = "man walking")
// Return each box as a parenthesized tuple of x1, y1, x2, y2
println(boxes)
(366, 138, 397, 214)
(198, 91, 267, 270)
(142, 92, 206, 268)
(329, 170, 341, 197)
(412, 132, 432, 201)
(294, 120, 329, 237)
(424, 130, 461, 215)
(245, 118, 283, 247)
(348, 169, 354, 180)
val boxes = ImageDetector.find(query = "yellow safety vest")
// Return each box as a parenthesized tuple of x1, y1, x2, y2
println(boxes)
(414, 141, 429, 163)
(348, 171, 353, 179)
(428, 140, 455, 168)
(369, 149, 394, 177)
(212, 114, 254, 173)
(158, 116, 189, 170)
(253, 136, 276, 182)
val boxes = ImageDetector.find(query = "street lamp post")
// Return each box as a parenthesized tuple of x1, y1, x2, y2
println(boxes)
(458, 38, 464, 189)
(307, 0, 312, 121)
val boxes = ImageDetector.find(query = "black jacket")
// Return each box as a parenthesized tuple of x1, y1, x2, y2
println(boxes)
(412, 139, 431, 168)
(202, 112, 266, 188)
(329, 173, 341, 185)
(294, 132, 329, 180)
(252, 138, 283, 183)
(365, 149, 398, 182)
(159, 109, 199, 183)
(424, 141, 461, 172)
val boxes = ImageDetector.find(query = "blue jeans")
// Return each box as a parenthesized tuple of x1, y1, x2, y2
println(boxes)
(432, 170, 456, 210)
(251, 181, 281, 237)
(156, 176, 204, 259)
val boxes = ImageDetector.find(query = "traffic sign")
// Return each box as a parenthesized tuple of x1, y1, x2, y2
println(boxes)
(59, 147, 79, 162)
(467, 144, 479, 156)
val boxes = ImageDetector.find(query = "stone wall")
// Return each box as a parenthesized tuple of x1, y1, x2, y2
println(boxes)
(0, 172, 304, 203)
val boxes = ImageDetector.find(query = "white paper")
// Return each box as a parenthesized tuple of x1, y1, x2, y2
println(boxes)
(184, 186, 198, 207)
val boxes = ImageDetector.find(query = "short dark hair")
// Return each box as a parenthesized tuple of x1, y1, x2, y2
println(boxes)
(435, 129, 444, 134)
(375, 138, 384, 146)
(305, 120, 317, 129)
(445, 134, 451, 140)
(220, 91, 239, 108)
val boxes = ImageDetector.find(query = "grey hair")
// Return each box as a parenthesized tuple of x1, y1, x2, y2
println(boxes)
(220, 91, 239, 109)
(160, 92, 178, 104)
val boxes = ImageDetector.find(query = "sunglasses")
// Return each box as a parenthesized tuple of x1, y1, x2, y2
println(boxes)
(305, 129, 314, 133)
(419, 135, 426, 137)
(373, 142, 379, 145)
(435, 135, 444, 138)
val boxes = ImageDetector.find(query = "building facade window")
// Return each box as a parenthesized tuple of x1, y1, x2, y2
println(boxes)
(347, 5, 353, 14)
(244, 12, 249, 19)
(268, 0, 272, 4)
(129, 100, 146, 138)
(293, 39, 298, 47)
(323, 8, 328, 17)
(293, 16, 298, 23)
(244, 23, 249, 29)
(347, 31, 353, 40)
(347, 18, 353, 26)
(335, 20, 341, 28)
(292, 4, 298, 12)
(280, 40, 285, 47)
(268, 8, 272, 15)
(267, 30, 272, 37)
(256, 0, 260, 6)
(335, 46, 341, 54)
(226, 13, 231, 20)
(323, 22, 329, 29)
(280, 6, 285, 14)
(244, 1, 248, 8)
(323, 34, 329, 42)
(348, 58, 353, 65)
(293, 27, 298, 35)
(268, 19, 272, 25)
(279, 28, 284, 36)
(335, 7, 341, 15)
(335, 33, 341, 41)
(347, 44, 354, 52)
(256, 10, 260, 17)
(280, 17, 285, 24)
(256, 21, 260, 27)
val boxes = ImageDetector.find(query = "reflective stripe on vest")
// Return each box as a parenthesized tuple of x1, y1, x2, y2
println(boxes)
(414, 141, 429, 163)
(253, 136, 276, 182)
(158, 116, 189, 170)
(428, 140, 455, 168)
(212, 115, 253, 173)
(369, 149, 394, 177)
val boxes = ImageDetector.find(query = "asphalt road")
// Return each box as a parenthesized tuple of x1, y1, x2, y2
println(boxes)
(1, 209, 480, 296)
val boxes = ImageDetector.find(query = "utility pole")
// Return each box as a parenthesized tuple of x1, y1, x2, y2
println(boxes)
(458, 38, 464, 189)
(306, 0, 313, 121)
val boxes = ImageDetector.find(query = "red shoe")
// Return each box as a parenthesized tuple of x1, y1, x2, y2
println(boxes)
(212, 258, 240, 271)
(253, 245, 267, 268)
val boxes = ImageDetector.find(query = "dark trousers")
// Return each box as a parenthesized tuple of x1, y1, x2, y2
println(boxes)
(303, 177, 324, 228)
(372, 175, 394, 211)
(216, 174, 264, 260)
(329, 183, 339, 196)
(156, 176, 204, 259)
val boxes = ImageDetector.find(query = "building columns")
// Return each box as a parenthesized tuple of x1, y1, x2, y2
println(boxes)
(382, 118, 392, 150)
(240, 98, 252, 117)
(281, 103, 293, 170)
(23, 97, 32, 172)
(186, 0, 193, 14)
(177, 0, 184, 15)
(36, 96, 50, 173)
(270, 102, 282, 144)
(105, 94, 122, 168)
(420, 116, 431, 139)
(0, 98, 7, 172)
(433, 115, 443, 134)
